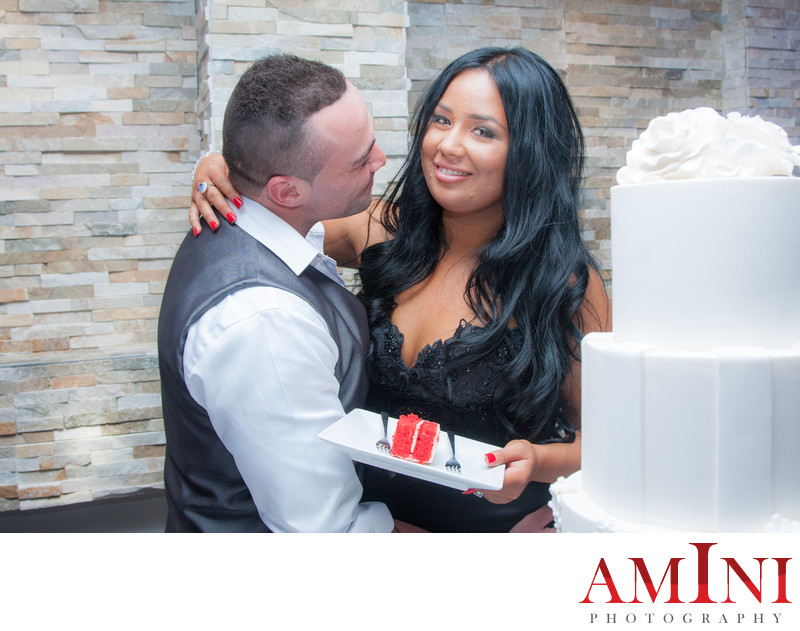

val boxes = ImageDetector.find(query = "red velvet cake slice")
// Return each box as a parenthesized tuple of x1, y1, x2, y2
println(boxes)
(390, 413, 440, 464)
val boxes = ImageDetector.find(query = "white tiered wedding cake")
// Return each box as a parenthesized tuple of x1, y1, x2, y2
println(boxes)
(552, 108, 800, 533)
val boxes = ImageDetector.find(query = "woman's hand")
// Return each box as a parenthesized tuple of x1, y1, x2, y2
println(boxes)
(468, 432, 581, 504)
(476, 439, 539, 504)
(393, 520, 428, 533)
(509, 505, 556, 533)
(190, 152, 243, 236)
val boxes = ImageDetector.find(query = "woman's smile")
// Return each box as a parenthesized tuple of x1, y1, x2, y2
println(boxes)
(435, 163, 473, 180)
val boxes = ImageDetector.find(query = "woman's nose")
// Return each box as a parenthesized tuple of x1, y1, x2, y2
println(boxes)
(437, 129, 465, 157)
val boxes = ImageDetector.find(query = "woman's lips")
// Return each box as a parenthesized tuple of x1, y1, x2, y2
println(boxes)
(434, 164, 471, 181)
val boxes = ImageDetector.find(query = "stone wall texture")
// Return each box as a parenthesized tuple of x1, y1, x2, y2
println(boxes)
(1, 0, 798, 514)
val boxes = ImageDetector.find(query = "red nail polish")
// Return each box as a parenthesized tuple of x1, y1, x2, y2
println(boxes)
(193, 227, 199, 238)
(226, 212, 236, 224)
(462, 489, 476, 495)
(485, 453, 496, 465)
(233, 197, 243, 209)
(210, 220, 218, 231)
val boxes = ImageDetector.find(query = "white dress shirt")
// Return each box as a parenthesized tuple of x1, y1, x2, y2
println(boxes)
(182, 197, 393, 532)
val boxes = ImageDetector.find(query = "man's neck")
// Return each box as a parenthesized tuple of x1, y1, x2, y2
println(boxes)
(251, 194, 315, 237)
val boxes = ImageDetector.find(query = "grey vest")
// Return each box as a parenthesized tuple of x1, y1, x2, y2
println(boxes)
(157, 221, 368, 532)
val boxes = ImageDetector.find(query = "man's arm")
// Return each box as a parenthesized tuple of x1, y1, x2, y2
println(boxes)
(183, 286, 393, 532)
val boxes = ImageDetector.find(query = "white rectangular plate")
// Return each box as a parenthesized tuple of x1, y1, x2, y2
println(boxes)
(318, 408, 505, 491)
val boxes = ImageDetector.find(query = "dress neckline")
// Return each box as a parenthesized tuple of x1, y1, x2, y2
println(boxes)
(387, 319, 464, 370)
(385, 318, 520, 371)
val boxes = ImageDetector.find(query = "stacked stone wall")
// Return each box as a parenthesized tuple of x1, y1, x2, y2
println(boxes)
(1, 0, 198, 511)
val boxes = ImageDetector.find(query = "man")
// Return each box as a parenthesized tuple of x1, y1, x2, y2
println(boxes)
(157, 54, 391, 532)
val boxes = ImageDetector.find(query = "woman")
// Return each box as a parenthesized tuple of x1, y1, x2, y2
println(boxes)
(189, 47, 611, 532)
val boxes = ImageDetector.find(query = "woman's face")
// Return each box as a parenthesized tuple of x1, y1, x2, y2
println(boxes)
(421, 69, 509, 219)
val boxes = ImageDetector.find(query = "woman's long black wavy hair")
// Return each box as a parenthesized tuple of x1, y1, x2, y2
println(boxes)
(358, 47, 599, 443)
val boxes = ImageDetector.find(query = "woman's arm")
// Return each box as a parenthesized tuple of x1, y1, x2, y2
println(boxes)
(479, 266, 612, 503)
(561, 265, 612, 429)
(321, 201, 390, 268)
(188, 153, 390, 266)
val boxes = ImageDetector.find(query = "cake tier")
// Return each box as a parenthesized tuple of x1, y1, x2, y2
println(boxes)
(611, 177, 800, 349)
(550, 472, 800, 533)
(579, 332, 800, 532)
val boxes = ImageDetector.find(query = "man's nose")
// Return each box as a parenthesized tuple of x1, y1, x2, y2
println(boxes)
(370, 143, 387, 172)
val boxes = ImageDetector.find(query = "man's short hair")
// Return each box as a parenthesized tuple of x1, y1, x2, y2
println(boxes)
(222, 54, 348, 197)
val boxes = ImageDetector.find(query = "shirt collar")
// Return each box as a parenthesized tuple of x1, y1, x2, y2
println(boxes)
(231, 197, 343, 286)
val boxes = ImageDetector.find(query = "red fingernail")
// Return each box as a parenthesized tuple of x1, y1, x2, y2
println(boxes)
(210, 220, 218, 231)
(233, 197, 243, 209)
(485, 453, 496, 465)
(226, 212, 236, 224)
(193, 227, 199, 238)
(462, 489, 476, 495)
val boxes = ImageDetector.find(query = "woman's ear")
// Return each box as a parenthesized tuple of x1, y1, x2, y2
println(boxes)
(265, 176, 310, 208)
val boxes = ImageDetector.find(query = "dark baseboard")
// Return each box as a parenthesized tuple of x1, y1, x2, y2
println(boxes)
(0, 488, 167, 533)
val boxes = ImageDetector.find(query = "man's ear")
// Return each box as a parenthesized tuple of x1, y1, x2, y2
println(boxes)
(265, 176, 309, 208)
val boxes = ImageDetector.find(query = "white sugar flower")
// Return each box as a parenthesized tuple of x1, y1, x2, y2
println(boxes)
(617, 107, 800, 185)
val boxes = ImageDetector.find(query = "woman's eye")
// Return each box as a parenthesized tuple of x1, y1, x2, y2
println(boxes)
(475, 127, 495, 139)
(431, 114, 450, 126)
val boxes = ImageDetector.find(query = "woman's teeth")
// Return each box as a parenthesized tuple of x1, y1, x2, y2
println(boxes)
(439, 167, 469, 176)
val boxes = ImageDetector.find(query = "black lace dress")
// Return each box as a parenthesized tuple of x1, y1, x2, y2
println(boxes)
(359, 317, 554, 532)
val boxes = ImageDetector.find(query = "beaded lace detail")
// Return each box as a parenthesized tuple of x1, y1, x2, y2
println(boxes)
(366, 318, 523, 446)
